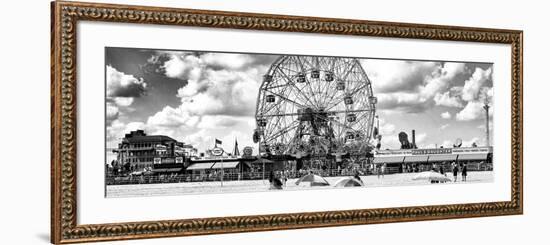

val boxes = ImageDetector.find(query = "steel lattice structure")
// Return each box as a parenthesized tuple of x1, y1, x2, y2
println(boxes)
(254, 55, 377, 157)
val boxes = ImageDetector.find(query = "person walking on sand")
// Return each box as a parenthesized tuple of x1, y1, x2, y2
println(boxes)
(268, 171, 283, 190)
(354, 171, 363, 184)
(461, 163, 468, 181)
(452, 162, 459, 182)
(439, 165, 446, 183)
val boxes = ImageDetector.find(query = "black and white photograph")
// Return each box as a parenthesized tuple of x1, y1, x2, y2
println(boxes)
(5, 0, 546, 244)
(105, 47, 494, 198)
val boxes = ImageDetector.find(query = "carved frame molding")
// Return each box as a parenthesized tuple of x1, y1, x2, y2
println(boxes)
(51, 1, 523, 243)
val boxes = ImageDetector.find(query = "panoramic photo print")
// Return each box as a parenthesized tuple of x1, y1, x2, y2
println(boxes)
(105, 47, 494, 198)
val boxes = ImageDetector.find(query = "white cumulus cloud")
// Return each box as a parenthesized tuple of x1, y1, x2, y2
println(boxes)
(434, 91, 463, 107)
(362, 59, 439, 93)
(365, 60, 468, 114)
(420, 62, 466, 98)
(462, 67, 492, 102)
(456, 101, 485, 121)
(414, 133, 428, 144)
(106, 65, 147, 99)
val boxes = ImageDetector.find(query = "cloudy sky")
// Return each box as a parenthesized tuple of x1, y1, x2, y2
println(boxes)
(105, 47, 493, 155)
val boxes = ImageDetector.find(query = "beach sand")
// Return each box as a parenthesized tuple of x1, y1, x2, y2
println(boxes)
(106, 171, 493, 198)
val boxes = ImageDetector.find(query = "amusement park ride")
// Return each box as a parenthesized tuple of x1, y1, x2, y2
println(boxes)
(110, 55, 493, 176)
(253, 55, 378, 167)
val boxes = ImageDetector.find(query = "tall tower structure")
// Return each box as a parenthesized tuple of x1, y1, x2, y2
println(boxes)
(483, 102, 490, 146)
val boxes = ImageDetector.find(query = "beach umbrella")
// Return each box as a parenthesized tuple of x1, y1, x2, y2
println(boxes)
(412, 171, 451, 182)
(334, 177, 364, 187)
(295, 174, 330, 186)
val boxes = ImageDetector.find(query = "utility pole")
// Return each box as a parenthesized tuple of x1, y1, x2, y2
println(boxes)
(483, 102, 490, 146)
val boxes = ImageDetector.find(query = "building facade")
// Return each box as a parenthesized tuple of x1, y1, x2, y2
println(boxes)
(373, 146, 493, 174)
(113, 130, 196, 170)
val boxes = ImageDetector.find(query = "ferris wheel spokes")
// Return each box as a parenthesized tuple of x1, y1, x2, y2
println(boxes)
(294, 56, 323, 108)
(259, 108, 375, 118)
(263, 120, 300, 143)
(256, 55, 376, 158)
(274, 66, 316, 108)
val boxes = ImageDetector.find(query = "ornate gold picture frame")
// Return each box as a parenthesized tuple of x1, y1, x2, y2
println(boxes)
(51, 1, 523, 243)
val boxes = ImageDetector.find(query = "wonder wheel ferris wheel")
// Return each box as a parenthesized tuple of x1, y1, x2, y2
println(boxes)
(253, 55, 377, 158)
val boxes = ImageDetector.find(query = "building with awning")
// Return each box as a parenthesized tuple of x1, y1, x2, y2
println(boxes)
(373, 146, 493, 172)
(152, 167, 183, 173)
(427, 154, 458, 162)
(452, 147, 491, 162)
(186, 162, 215, 171)
(113, 130, 193, 171)
(373, 156, 404, 164)
(458, 153, 489, 161)
(186, 161, 252, 172)
(404, 155, 429, 163)
(211, 162, 240, 169)
(211, 161, 251, 174)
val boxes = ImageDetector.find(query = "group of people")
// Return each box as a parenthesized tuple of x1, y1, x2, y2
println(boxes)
(268, 160, 470, 189)
(432, 162, 468, 182)
(452, 162, 468, 182)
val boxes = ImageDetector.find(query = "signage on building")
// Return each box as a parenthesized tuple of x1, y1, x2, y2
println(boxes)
(377, 146, 492, 157)
(211, 147, 224, 156)
(376, 149, 411, 156)
(452, 147, 491, 154)
(153, 158, 162, 165)
(412, 148, 452, 155)
(162, 158, 175, 164)
(175, 157, 184, 164)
